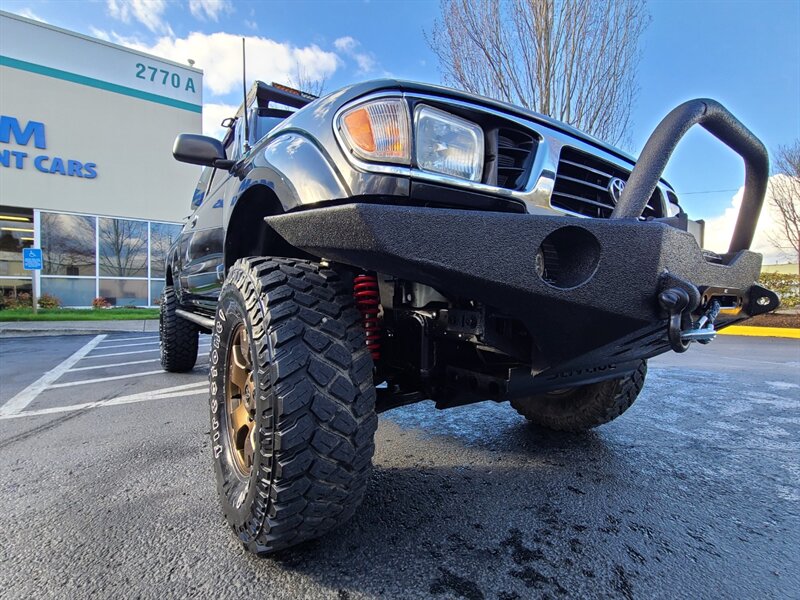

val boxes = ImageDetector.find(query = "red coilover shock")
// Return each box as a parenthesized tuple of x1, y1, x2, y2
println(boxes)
(353, 273, 381, 361)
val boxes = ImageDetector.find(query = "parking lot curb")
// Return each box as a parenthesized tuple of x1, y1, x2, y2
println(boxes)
(0, 329, 122, 338)
(719, 326, 800, 339)
(0, 319, 159, 338)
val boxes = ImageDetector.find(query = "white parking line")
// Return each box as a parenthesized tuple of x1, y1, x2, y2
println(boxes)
(99, 336, 158, 344)
(87, 348, 161, 358)
(0, 335, 107, 417)
(49, 370, 166, 388)
(87, 343, 210, 359)
(95, 341, 160, 350)
(0, 382, 208, 420)
(69, 359, 160, 372)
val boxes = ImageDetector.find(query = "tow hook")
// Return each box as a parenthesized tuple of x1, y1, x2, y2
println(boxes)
(659, 288, 720, 353)
(681, 300, 721, 345)
(660, 288, 692, 353)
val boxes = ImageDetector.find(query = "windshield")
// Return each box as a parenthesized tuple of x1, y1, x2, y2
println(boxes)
(254, 116, 288, 142)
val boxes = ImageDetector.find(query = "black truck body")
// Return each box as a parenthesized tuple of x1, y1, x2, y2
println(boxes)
(167, 80, 776, 408)
(162, 79, 778, 555)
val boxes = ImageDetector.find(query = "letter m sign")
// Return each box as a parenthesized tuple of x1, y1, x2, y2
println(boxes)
(0, 115, 46, 149)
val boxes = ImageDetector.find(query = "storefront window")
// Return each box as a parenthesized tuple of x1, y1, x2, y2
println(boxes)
(0, 207, 35, 277)
(99, 217, 148, 277)
(41, 278, 95, 307)
(41, 212, 96, 276)
(150, 222, 182, 278)
(150, 280, 166, 305)
(99, 279, 148, 306)
(0, 278, 33, 307)
(3, 210, 184, 307)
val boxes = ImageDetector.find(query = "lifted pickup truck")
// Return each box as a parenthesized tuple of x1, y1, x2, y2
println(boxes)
(162, 80, 777, 554)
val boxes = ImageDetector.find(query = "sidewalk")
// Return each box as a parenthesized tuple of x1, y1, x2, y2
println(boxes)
(0, 319, 159, 338)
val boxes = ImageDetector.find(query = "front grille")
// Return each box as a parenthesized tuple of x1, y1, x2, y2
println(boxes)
(495, 128, 537, 190)
(552, 147, 663, 219)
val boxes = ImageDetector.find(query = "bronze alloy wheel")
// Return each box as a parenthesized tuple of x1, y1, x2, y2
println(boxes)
(226, 324, 257, 476)
(210, 258, 377, 555)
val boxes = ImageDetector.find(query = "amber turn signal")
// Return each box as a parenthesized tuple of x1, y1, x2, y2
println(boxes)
(338, 99, 410, 163)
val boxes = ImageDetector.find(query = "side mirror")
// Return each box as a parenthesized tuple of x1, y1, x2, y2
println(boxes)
(173, 134, 235, 169)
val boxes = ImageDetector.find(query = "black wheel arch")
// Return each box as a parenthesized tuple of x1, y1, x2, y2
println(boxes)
(223, 184, 311, 273)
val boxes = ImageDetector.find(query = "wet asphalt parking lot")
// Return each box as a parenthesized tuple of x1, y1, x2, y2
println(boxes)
(0, 333, 798, 599)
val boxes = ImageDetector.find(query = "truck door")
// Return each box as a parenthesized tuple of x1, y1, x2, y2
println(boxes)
(180, 123, 240, 306)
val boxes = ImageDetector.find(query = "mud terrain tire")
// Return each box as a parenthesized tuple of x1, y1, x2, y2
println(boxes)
(159, 285, 199, 372)
(209, 257, 377, 555)
(511, 361, 647, 431)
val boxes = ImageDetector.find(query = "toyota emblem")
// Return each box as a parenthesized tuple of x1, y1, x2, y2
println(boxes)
(607, 177, 626, 204)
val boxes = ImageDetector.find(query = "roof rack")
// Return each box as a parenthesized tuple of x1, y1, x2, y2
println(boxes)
(234, 81, 317, 119)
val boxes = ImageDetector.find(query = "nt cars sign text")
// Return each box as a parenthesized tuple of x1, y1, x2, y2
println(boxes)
(0, 115, 98, 179)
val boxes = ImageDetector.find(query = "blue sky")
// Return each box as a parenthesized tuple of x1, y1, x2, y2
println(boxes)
(4, 0, 799, 255)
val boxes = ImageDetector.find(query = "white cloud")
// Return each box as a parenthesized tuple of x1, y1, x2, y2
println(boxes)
(106, 0, 173, 35)
(124, 31, 339, 97)
(188, 0, 233, 22)
(89, 26, 111, 41)
(334, 36, 357, 52)
(702, 175, 795, 264)
(354, 53, 376, 73)
(333, 35, 377, 74)
(88, 27, 148, 48)
(12, 7, 47, 23)
(202, 103, 237, 140)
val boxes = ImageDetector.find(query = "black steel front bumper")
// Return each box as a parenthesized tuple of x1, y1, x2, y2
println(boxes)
(267, 203, 776, 372)
(265, 99, 779, 386)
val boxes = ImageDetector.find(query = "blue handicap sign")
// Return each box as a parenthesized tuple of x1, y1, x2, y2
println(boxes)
(23, 248, 43, 270)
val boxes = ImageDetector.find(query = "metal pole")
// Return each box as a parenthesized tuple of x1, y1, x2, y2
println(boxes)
(32, 209, 40, 314)
(32, 269, 39, 314)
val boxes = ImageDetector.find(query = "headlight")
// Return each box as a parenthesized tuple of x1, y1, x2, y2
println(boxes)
(338, 99, 410, 163)
(414, 105, 484, 182)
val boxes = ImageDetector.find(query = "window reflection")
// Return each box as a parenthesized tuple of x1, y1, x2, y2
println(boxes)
(0, 206, 34, 277)
(150, 280, 166, 305)
(41, 278, 95, 307)
(150, 222, 182, 278)
(99, 279, 148, 306)
(0, 278, 32, 303)
(41, 212, 96, 276)
(99, 217, 147, 277)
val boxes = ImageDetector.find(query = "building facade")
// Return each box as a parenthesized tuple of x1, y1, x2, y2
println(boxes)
(0, 11, 202, 307)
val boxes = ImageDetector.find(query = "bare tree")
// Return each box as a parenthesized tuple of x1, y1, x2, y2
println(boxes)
(428, 0, 649, 146)
(768, 142, 800, 275)
(149, 223, 181, 278)
(289, 66, 326, 98)
(98, 219, 148, 277)
(40, 213, 96, 275)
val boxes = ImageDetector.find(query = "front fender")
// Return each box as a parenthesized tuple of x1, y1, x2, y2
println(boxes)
(245, 133, 349, 211)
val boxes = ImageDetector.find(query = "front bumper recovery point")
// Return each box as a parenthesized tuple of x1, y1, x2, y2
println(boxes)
(659, 290, 721, 353)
